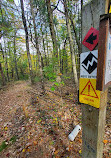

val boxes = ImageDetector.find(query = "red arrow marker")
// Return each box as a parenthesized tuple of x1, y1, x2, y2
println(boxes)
(82, 27, 99, 51)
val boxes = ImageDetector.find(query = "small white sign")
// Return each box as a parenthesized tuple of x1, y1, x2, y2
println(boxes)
(105, 32, 111, 85)
(80, 50, 98, 79)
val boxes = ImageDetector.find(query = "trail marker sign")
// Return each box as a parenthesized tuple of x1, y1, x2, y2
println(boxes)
(79, 78, 100, 108)
(96, 14, 111, 91)
(80, 50, 98, 79)
(81, 2, 109, 158)
(82, 27, 99, 51)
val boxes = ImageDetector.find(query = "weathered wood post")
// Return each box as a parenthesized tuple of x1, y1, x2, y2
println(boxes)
(80, 0, 111, 158)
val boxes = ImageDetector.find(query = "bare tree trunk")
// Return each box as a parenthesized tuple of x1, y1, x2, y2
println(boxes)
(30, 0, 45, 92)
(14, 30, 19, 80)
(46, 0, 62, 83)
(5, 51, 9, 82)
(41, 24, 47, 67)
(63, 38, 68, 74)
(46, 0, 58, 57)
(64, 0, 78, 90)
(28, 23, 38, 72)
(46, 31, 49, 66)
(8, 41, 14, 80)
(0, 62, 5, 86)
(20, 0, 34, 83)
(70, 17, 81, 52)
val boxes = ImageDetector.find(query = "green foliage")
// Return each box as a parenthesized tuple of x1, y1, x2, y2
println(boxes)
(54, 81, 64, 87)
(53, 16, 58, 26)
(50, 81, 64, 92)
(0, 0, 81, 85)
(0, 141, 8, 152)
(50, 86, 55, 91)
(54, 82, 59, 86)
(0, 135, 17, 152)
(18, 59, 29, 80)
(7, 0, 14, 3)
(59, 25, 67, 40)
(19, 74, 29, 80)
(10, 135, 17, 143)
(43, 64, 56, 81)
(33, 76, 41, 82)
(63, 75, 71, 80)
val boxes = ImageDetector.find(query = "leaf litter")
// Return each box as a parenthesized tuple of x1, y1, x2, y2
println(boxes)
(0, 80, 110, 158)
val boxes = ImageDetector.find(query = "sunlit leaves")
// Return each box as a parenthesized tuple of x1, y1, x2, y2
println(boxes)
(50, 86, 55, 91)
(7, 0, 14, 3)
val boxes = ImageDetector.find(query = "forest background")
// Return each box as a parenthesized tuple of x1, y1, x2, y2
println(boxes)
(0, 1, 111, 158)
(0, 0, 89, 89)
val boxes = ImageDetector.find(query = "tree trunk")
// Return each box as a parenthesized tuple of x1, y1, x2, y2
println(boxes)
(14, 30, 19, 80)
(46, 31, 49, 66)
(63, 38, 68, 74)
(0, 40, 9, 82)
(41, 24, 47, 67)
(64, 0, 78, 90)
(70, 17, 81, 53)
(0, 62, 5, 86)
(46, 0, 58, 57)
(20, 0, 34, 83)
(8, 40, 14, 80)
(5, 52, 9, 82)
(30, 0, 45, 92)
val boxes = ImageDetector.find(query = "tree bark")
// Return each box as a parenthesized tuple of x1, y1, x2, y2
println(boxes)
(70, 17, 81, 53)
(14, 30, 19, 80)
(41, 24, 47, 67)
(0, 62, 5, 86)
(20, 0, 34, 83)
(63, 38, 68, 74)
(30, 0, 45, 92)
(0, 40, 9, 82)
(46, 0, 58, 57)
(64, 0, 78, 90)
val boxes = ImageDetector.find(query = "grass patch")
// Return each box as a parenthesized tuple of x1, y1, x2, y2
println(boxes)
(0, 141, 8, 152)
(0, 136, 17, 152)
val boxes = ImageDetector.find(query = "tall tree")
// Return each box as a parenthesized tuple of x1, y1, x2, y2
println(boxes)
(20, 0, 34, 83)
(0, 62, 5, 86)
(64, 0, 78, 90)
(30, 0, 45, 92)
(13, 30, 19, 80)
(4, 40, 10, 82)
(46, 0, 58, 57)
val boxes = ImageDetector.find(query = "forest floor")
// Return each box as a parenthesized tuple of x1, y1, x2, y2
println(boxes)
(0, 80, 110, 158)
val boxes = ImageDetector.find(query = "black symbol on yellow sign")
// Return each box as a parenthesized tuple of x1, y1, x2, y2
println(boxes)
(80, 80, 99, 99)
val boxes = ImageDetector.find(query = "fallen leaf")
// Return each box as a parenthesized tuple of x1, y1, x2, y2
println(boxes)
(103, 140, 108, 144)
(78, 139, 82, 143)
(79, 150, 82, 154)
(33, 141, 37, 145)
(4, 126, 8, 131)
(22, 149, 25, 152)
(28, 135, 30, 139)
(37, 119, 42, 123)
(27, 148, 31, 152)
(6, 153, 10, 157)
(54, 149, 59, 155)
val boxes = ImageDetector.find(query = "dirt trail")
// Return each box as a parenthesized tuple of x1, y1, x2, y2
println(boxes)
(0, 81, 110, 158)
(0, 81, 31, 126)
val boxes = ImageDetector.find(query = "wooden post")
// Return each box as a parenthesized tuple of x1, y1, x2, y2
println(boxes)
(81, 0, 109, 158)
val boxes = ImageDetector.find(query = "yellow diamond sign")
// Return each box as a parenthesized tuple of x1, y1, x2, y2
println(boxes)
(79, 78, 101, 108)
